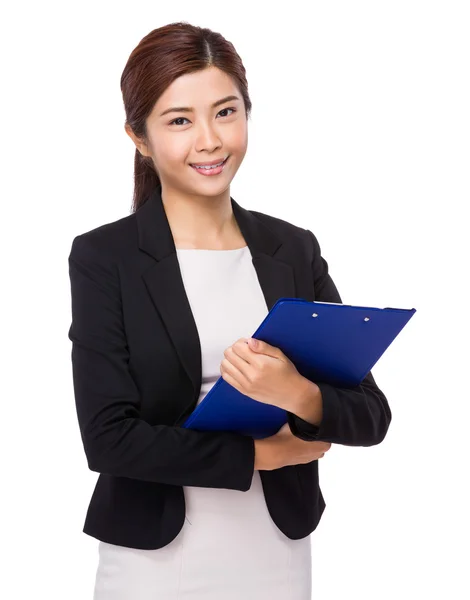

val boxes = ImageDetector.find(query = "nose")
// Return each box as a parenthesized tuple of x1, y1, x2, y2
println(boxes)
(194, 120, 222, 153)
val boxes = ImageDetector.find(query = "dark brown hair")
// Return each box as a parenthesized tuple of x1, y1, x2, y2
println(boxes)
(120, 22, 253, 212)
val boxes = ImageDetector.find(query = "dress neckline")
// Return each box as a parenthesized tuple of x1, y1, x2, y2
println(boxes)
(175, 246, 248, 252)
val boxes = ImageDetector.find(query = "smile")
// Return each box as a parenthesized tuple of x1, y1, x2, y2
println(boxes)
(190, 156, 229, 176)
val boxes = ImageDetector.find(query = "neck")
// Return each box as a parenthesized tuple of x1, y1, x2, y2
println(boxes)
(160, 184, 241, 247)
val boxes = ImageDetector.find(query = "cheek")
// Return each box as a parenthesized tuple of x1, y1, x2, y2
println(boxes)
(154, 137, 188, 167)
(230, 122, 248, 155)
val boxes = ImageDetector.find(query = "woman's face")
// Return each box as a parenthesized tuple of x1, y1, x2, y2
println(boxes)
(127, 66, 248, 197)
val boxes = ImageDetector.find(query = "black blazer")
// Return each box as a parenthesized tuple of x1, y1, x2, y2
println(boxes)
(67, 183, 392, 550)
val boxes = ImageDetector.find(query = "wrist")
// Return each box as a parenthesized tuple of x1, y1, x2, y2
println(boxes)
(254, 437, 279, 471)
(290, 376, 323, 426)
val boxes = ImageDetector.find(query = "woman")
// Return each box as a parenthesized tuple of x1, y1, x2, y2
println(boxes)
(67, 22, 392, 599)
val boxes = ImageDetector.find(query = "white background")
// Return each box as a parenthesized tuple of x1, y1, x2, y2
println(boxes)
(1, 1, 469, 598)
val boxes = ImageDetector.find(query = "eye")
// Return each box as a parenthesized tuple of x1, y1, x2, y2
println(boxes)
(218, 107, 236, 118)
(168, 107, 237, 126)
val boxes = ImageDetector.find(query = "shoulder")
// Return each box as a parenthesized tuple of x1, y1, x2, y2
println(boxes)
(68, 213, 136, 263)
(68, 205, 321, 261)
(248, 208, 310, 239)
(247, 208, 317, 253)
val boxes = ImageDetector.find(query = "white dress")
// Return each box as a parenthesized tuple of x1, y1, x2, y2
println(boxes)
(93, 246, 312, 600)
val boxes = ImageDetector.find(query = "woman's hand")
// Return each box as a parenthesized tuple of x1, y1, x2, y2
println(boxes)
(254, 423, 332, 470)
(220, 337, 303, 411)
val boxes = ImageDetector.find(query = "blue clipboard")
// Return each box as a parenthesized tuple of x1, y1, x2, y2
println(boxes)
(181, 297, 416, 439)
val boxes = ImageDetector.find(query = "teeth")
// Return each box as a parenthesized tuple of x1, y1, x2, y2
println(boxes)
(192, 159, 225, 169)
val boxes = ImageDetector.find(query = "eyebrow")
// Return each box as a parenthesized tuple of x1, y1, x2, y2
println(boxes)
(159, 95, 241, 118)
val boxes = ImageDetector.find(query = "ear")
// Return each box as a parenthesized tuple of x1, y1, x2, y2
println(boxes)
(124, 123, 151, 158)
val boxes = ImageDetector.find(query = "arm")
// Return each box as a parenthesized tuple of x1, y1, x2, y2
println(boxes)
(286, 229, 392, 447)
(68, 234, 255, 490)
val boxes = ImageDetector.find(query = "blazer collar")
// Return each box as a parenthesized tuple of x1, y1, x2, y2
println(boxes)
(136, 182, 282, 261)
(135, 184, 297, 422)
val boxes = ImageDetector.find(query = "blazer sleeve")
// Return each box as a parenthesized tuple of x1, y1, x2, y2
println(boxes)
(67, 234, 255, 491)
(286, 229, 392, 446)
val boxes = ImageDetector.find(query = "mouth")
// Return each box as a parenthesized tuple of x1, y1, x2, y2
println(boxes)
(189, 155, 230, 175)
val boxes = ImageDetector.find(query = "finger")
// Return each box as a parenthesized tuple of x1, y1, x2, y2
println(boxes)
(221, 357, 249, 389)
(224, 346, 254, 381)
(230, 340, 254, 364)
(248, 338, 282, 359)
(220, 368, 244, 393)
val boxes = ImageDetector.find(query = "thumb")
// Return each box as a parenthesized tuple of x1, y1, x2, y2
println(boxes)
(248, 337, 261, 351)
(248, 337, 279, 358)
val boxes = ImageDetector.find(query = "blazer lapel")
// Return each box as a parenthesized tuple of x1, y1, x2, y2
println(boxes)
(135, 184, 297, 418)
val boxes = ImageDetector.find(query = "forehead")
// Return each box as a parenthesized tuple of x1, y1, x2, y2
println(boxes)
(154, 67, 238, 111)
